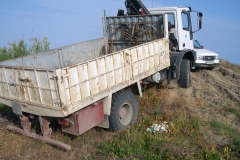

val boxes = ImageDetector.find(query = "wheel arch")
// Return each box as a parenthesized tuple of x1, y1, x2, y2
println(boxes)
(174, 49, 196, 79)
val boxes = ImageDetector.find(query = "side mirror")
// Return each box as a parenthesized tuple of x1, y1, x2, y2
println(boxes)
(191, 11, 203, 33)
(197, 12, 203, 29)
(198, 12, 203, 17)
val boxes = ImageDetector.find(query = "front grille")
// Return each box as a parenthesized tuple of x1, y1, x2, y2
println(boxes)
(203, 56, 215, 61)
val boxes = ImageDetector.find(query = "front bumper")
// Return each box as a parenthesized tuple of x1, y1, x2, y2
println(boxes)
(195, 60, 219, 68)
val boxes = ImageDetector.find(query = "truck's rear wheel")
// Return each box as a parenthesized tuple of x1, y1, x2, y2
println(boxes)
(109, 90, 138, 132)
(179, 59, 190, 88)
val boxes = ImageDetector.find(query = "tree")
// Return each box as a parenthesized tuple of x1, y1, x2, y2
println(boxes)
(0, 37, 50, 62)
(0, 47, 11, 62)
(29, 37, 50, 54)
(8, 40, 30, 57)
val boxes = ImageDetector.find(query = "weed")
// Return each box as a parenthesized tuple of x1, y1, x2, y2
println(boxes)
(227, 107, 240, 119)
(230, 136, 240, 158)
(98, 108, 206, 159)
(170, 116, 200, 137)
(203, 150, 223, 160)
(97, 126, 170, 159)
(153, 99, 159, 108)
(209, 120, 236, 135)
(208, 120, 240, 158)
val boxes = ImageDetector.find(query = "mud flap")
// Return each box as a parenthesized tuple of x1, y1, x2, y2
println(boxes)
(61, 101, 104, 136)
(11, 101, 22, 115)
(97, 115, 109, 129)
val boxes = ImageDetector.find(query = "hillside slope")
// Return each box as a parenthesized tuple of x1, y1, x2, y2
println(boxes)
(0, 61, 239, 159)
(170, 65, 240, 148)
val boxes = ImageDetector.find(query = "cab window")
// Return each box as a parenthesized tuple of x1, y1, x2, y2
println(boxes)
(167, 13, 175, 28)
(181, 12, 189, 31)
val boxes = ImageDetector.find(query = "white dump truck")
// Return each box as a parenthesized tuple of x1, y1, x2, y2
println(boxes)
(0, 1, 203, 150)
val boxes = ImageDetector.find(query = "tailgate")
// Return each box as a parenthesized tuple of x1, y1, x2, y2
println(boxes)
(0, 66, 61, 109)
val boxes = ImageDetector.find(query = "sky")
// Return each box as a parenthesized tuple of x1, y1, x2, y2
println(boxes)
(0, 0, 240, 64)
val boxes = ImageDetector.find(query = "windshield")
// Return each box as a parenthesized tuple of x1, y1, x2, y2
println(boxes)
(194, 40, 202, 49)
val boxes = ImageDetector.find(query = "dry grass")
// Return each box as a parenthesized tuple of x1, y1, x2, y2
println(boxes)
(0, 118, 116, 160)
(0, 86, 199, 159)
(1, 61, 240, 159)
(220, 59, 240, 74)
(0, 84, 239, 159)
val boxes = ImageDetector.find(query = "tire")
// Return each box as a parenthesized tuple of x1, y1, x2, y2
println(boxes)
(178, 59, 190, 88)
(109, 90, 138, 132)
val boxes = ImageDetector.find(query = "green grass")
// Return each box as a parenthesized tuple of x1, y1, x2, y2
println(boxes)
(98, 118, 240, 159)
(97, 114, 210, 159)
(209, 120, 236, 135)
(231, 136, 240, 158)
(98, 119, 170, 159)
(208, 120, 240, 158)
(227, 107, 240, 119)
(97, 115, 237, 159)
(0, 103, 10, 112)
(96, 87, 240, 159)
(203, 150, 222, 160)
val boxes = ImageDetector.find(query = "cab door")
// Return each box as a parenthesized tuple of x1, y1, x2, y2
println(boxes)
(178, 11, 194, 50)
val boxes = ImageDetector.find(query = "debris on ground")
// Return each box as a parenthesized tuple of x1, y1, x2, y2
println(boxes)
(146, 121, 170, 133)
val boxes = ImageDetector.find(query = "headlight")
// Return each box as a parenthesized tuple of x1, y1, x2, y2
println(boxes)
(215, 55, 219, 60)
(197, 55, 203, 60)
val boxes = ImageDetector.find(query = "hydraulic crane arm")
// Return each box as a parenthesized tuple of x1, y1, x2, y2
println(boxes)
(125, 0, 150, 15)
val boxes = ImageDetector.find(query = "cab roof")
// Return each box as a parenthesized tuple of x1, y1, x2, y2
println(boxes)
(148, 6, 190, 12)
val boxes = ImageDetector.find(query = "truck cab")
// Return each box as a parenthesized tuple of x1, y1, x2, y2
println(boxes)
(122, 1, 203, 87)
(148, 7, 202, 51)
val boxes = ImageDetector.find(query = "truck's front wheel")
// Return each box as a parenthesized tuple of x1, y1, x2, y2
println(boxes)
(179, 59, 190, 88)
(109, 90, 138, 132)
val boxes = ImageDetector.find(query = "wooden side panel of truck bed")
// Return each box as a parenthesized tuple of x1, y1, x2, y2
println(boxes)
(0, 38, 169, 117)
(57, 38, 169, 117)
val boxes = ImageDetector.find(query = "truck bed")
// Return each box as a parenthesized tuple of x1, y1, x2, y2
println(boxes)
(0, 38, 169, 117)
(0, 14, 169, 117)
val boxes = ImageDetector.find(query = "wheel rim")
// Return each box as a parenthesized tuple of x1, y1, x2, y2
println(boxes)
(119, 102, 133, 126)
